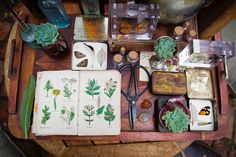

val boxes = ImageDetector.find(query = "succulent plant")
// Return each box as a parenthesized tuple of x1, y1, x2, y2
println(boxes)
(154, 37, 176, 60)
(34, 22, 59, 46)
(162, 107, 190, 133)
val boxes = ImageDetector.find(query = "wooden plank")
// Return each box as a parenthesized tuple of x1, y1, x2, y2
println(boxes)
(7, 16, 24, 114)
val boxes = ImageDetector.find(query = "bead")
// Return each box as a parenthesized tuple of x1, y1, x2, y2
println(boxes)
(138, 113, 151, 122)
(140, 99, 152, 109)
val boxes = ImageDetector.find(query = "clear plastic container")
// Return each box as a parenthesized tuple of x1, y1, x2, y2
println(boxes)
(37, 0, 71, 29)
(110, 0, 159, 40)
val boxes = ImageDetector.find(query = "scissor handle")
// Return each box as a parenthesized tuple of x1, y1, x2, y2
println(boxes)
(134, 64, 151, 97)
(119, 64, 151, 98)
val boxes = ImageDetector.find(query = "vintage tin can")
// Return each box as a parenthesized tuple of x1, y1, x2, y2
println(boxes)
(186, 68, 214, 99)
(151, 71, 186, 95)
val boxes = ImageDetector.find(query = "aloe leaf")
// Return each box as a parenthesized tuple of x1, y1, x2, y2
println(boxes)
(20, 75, 36, 139)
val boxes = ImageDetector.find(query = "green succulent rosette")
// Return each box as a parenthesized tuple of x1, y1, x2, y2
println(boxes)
(34, 23, 59, 46)
(154, 37, 177, 60)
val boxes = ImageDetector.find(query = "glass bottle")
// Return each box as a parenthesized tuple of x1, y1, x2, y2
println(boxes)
(37, 0, 71, 29)
(112, 54, 124, 69)
(19, 23, 41, 49)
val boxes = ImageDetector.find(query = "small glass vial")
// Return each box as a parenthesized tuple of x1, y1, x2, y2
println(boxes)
(120, 47, 126, 57)
(112, 54, 124, 69)
(127, 51, 139, 64)
(185, 29, 197, 43)
(183, 21, 190, 31)
(172, 26, 184, 41)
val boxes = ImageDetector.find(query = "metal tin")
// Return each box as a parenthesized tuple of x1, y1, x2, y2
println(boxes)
(151, 71, 186, 95)
(186, 68, 214, 99)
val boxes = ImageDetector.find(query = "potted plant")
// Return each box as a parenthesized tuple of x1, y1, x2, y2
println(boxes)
(150, 36, 177, 69)
(159, 101, 190, 133)
(154, 36, 177, 60)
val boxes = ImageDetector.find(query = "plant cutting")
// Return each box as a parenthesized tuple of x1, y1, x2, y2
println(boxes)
(154, 36, 177, 60)
(159, 101, 190, 133)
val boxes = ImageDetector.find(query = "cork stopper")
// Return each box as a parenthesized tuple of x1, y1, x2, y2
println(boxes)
(183, 21, 190, 30)
(174, 26, 184, 35)
(128, 51, 138, 60)
(189, 30, 197, 37)
(120, 47, 126, 53)
(113, 54, 123, 63)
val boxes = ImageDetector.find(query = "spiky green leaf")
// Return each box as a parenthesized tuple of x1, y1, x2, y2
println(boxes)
(20, 75, 36, 139)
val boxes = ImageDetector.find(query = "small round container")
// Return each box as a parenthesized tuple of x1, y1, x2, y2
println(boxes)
(172, 26, 184, 41)
(119, 47, 126, 57)
(112, 54, 124, 69)
(183, 21, 190, 31)
(127, 51, 139, 64)
(185, 29, 197, 43)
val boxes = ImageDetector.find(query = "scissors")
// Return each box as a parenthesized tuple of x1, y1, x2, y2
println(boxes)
(119, 64, 151, 129)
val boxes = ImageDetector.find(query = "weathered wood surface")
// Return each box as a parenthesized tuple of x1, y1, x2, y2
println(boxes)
(7, 6, 229, 141)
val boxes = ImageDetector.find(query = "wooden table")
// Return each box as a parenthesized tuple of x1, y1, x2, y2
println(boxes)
(6, 12, 230, 141)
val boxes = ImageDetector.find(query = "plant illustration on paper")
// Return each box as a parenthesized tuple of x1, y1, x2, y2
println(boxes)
(96, 105, 105, 116)
(44, 80, 53, 97)
(41, 105, 51, 125)
(83, 105, 95, 125)
(61, 77, 77, 100)
(60, 106, 75, 125)
(104, 78, 117, 98)
(104, 104, 116, 126)
(52, 89, 60, 110)
(96, 96, 104, 116)
(85, 79, 100, 98)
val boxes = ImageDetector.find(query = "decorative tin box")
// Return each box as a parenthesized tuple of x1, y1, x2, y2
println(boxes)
(72, 42, 107, 70)
(189, 99, 214, 131)
(152, 71, 186, 95)
(186, 68, 214, 99)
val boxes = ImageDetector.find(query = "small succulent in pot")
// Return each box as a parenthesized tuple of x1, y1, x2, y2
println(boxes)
(159, 101, 190, 133)
(34, 22, 68, 58)
(154, 36, 177, 60)
(34, 22, 59, 46)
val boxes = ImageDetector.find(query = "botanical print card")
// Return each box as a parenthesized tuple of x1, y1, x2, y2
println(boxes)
(72, 42, 107, 70)
(189, 99, 214, 131)
(77, 70, 121, 136)
(33, 70, 79, 135)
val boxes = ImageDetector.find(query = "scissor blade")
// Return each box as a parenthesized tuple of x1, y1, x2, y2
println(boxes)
(128, 101, 137, 129)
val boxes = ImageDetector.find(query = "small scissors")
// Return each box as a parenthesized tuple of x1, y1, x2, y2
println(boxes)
(119, 64, 151, 129)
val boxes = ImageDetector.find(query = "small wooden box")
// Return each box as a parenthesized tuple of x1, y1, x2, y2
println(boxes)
(151, 71, 187, 95)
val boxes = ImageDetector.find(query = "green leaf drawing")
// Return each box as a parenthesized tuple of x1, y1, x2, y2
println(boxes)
(85, 79, 100, 98)
(43, 80, 53, 97)
(20, 75, 36, 139)
(104, 78, 117, 98)
(96, 105, 105, 115)
(63, 84, 72, 99)
(83, 105, 95, 125)
(52, 89, 60, 110)
(104, 104, 116, 126)
(41, 105, 51, 125)
(60, 106, 75, 125)
(61, 77, 77, 100)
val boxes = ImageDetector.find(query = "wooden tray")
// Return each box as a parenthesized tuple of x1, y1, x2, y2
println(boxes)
(7, 15, 229, 141)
